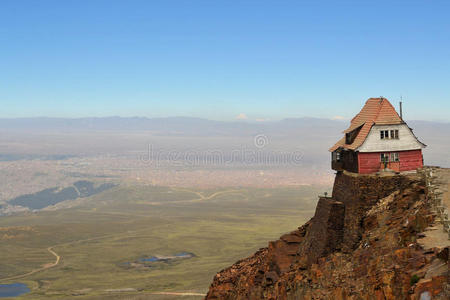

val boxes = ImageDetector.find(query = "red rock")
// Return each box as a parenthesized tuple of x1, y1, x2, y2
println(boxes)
(206, 172, 448, 300)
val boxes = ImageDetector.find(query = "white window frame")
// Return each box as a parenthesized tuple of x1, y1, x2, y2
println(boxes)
(380, 129, 399, 140)
(394, 130, 399, 139)
(390, 153, 399, 162)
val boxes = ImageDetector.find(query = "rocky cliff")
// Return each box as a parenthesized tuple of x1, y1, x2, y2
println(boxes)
(206, 171, 449, 299)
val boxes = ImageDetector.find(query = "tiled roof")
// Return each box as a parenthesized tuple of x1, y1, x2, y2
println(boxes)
(329, 98, 403, 152)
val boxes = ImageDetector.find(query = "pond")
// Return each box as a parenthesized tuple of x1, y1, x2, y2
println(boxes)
(121, 252, 196, 270)
(0, 283, 30, 298)
(140, 252, 195, 262)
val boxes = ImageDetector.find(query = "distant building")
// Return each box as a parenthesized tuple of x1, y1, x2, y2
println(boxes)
(330, 97, 426, 174)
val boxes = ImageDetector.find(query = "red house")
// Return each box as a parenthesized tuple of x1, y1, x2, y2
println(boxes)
(330, 97, 426, 174)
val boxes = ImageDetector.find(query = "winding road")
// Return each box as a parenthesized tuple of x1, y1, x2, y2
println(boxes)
(0, 187, 240, 297)
(0, 233, 116, 282)
(0, 246, 60, 282)
(169, 187, 249, 203)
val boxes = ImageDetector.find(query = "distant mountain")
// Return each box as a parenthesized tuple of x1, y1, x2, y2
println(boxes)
(0, 117, 448, 167)
(0, 116, 347, 135)
(1, 116, 446, 132)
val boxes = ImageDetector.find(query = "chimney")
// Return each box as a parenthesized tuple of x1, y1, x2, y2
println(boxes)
(399, 101, 403, 119)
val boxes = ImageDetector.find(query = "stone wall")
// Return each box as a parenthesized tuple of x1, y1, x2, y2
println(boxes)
(297, 197, 345, 266)
(332, 171, 419, 251)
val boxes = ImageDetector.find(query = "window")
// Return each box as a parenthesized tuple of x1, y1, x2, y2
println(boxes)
(332, 151, 341, 162)
(380, 130, 389, 139)
(390, 153, 399, 162)
(382, 153, 399, 163)
(346, 125, 363, 144)
(380, 129, 399, 139)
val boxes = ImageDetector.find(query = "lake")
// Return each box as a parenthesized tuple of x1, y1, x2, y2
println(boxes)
(0, 283, 30, 298)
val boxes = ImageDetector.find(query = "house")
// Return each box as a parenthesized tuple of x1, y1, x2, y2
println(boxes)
(330, 97, 426, 174)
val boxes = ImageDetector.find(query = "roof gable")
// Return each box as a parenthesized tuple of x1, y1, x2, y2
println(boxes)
(330, 97, 404, 151)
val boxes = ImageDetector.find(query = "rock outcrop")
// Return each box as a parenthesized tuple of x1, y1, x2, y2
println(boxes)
(206, 171, 449, 299)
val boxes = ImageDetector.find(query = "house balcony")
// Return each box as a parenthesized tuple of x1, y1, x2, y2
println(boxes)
(332, 160, 344, 171)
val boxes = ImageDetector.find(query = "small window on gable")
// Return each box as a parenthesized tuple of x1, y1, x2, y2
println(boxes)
(380, 129, 399, 140)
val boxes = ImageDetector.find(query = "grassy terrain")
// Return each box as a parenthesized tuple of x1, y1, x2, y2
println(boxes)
(0, 184, 328, 299)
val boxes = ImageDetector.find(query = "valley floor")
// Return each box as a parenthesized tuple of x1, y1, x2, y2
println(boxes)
(0, 184, 325, 299)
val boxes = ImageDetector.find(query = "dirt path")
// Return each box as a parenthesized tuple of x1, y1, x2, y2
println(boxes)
(0, 246, 60, 281)
(0, 233, 116, 282)
(136, 187, 248, 206)
(169, 187, 248, 203)
(0, 187, 237, 283)
(0, 187, 245, 289)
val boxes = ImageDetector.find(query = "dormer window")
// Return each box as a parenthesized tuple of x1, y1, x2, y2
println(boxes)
(345, 125, 363, 144)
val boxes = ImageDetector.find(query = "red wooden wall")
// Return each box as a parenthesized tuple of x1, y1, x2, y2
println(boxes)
(358, 152, 381, 174)
(399, 149, 423, 171)
(357, 150, 423, 174)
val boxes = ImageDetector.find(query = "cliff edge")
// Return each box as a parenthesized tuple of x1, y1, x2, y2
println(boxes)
(206, 170, 449, 299)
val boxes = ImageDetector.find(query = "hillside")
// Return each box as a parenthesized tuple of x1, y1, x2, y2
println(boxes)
(206, 169, 449, 299)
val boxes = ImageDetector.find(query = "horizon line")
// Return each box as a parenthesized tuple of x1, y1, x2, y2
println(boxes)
(0, 115, 449, 124)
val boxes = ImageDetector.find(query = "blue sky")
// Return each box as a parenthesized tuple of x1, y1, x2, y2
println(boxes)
(1, 0, 449, 121)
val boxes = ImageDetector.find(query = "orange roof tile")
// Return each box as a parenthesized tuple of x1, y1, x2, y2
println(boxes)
(329, 97, 403, 152)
